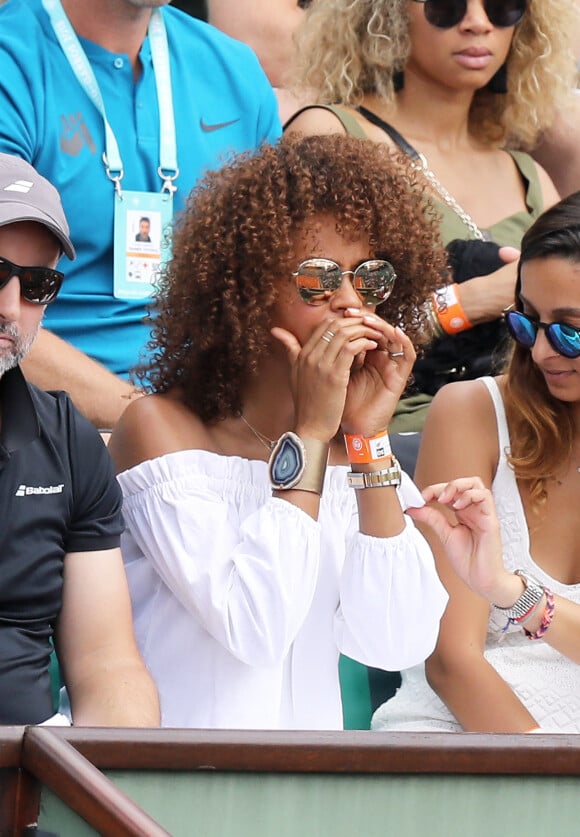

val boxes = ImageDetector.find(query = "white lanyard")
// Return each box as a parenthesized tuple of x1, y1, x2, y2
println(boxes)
(42, 0, 178, 195)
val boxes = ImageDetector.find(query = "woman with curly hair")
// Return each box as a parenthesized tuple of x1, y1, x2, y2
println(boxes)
(373, 191, 580, 733)
(286, 0, 578, 432)
(108, 134, 449, 729)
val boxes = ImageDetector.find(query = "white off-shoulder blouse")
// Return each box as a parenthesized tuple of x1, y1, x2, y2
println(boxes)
(118, 450, 447, 729)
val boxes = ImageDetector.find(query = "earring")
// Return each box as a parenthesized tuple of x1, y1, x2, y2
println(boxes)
(393, 69, 405, 92)
(487, 62, 507, 94)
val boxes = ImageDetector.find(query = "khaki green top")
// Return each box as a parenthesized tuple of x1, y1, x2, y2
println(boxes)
(435, 150, 542, 245)
(288, 106, 544, 434)
(302, 105, 543, 246)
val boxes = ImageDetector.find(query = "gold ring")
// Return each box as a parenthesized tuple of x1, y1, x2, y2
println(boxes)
(321, 330, 334, 343)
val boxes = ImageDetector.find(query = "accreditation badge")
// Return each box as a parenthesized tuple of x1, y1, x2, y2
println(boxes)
(113, 190, 173, 299)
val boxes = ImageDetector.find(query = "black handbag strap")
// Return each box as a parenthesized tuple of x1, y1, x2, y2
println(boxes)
(356, 105, 421, 161)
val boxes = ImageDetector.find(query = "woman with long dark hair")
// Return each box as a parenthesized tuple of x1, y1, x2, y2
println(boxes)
(373, 191, 580, 733)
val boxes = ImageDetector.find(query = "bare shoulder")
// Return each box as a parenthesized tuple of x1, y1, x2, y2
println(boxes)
(416, 378, 500, 488)
(283, 105, 350, 136)
(109, 393, 211, 474)
(430, 377, 497, 417)
(533, 159, 561, 209)
(425, 377, 499, 440)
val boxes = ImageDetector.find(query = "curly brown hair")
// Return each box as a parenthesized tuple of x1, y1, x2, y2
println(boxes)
(504, 191, 580, 506)
(138, 134, 448, 421)
(292, 0, 578, 148)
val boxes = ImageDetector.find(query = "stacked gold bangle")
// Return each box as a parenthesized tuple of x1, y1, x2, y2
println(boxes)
(424, 296, 445, 340)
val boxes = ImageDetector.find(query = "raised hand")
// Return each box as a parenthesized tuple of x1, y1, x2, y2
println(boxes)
(271, 312, 385, 441)
(407, 477, 516, 604)
(458, 246, 520, 325)
(341, 311, 415, 436)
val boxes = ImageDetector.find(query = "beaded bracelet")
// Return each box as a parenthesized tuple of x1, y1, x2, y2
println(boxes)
(517, 598, 544, 628)
(524, 588, 555, 640)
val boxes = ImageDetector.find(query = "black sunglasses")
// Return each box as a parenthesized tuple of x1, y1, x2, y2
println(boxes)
(0, 257, 64, 304)
(504, 309, 580, 359)
(292, 258, 396, 306)
(412, 0, 527, 29)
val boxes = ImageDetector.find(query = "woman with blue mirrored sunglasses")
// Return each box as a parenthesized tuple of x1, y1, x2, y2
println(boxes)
(372, 190, 580, 736)
(504, 309, 580, 359)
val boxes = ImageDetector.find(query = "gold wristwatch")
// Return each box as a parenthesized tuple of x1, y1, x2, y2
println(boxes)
(346, 458, 401, 489)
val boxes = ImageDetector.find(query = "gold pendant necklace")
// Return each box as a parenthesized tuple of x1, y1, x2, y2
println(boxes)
(240, 414, 276, 453)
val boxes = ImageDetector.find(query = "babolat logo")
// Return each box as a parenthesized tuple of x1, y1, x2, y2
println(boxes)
(15, 484, 64, 496)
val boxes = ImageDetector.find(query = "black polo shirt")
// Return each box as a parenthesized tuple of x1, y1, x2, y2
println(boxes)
(0, 366, 123, 724)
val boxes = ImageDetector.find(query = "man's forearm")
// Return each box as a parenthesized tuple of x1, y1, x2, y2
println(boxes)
(21, 327, 142, 428)
(70, 660, 161, 727)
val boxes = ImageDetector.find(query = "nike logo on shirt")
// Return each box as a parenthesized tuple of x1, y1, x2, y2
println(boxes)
(199, 117, 241, 133)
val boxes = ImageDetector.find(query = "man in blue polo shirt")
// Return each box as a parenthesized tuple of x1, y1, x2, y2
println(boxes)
(0, 153, 159, 725)
(0, 0, 281, 429)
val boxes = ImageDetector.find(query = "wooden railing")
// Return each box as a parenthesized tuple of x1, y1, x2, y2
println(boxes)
(34, 727, 580, 775)
(2, 728, 580, 835)
(0, 726, 168, 836)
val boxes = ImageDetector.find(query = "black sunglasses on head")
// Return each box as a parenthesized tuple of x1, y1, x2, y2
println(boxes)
(0, 256, 64, 304)
(412, 0, 527, 29)
(504, 309, 580, 359)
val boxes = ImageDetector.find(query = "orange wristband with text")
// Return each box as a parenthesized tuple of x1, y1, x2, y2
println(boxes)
(432, 284, 472, 335)
(344, 430, 392, 464)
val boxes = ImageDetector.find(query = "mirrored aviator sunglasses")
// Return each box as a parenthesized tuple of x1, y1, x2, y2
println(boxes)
(292, 258, 397, 306)
(0, 257, 64, 304)
(412, 0, 527, 29)
(504, 309, 580, 359)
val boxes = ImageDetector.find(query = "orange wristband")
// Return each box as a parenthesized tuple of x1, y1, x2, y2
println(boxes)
(344, 430, 391, 464)
(432, 284, 472, 335)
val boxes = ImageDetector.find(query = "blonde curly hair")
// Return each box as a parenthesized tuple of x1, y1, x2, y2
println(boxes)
(293, 0, 578, 148)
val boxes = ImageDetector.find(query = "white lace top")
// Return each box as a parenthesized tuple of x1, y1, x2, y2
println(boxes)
(372, 377, 580, 733)
(118, 450, 447, 730)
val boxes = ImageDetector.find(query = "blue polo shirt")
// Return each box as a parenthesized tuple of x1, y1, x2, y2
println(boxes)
(0, 0, 281, 377)
(0, 366, 123, 724)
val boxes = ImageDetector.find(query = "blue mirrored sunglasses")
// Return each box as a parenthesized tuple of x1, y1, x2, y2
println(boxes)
(504, 309, 580, 359)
